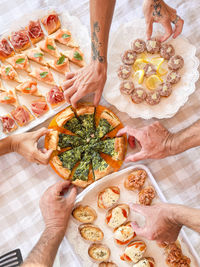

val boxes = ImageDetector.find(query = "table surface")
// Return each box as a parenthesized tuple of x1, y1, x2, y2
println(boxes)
(0, 0, 200, 266)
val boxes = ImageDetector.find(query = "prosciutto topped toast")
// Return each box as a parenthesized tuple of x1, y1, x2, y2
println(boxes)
(30, 97, 49, 117)
(16, 80, 42, 97)
(9, 30, 31, 52)
(26, 20, 44, 44)
(41, 11, 61, 35)
(11, 105, 34, 126)
(0, 114, 18, 133)
(54, 29, 79, 48)
(7, 54, 31, 73)
(46, 86, 65, 108)
(0, 38, 15, 61)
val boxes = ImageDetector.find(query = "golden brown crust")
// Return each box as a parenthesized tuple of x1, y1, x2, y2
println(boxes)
(72, 205, 97, 223)
(46, 130, 58, 150)
(124, 169, 147, 191)
(55, 107, 75, 127)
(51, 155, 71, 179)
(76, 105, 95, 116)
(99, 262, 118, 267)
(113, 137, 125, 161)
(98, 186, 120, 209)
(88, 243, 110, 262)
(72, 175, 94, 188)
(100, 109, 120, 129)
(0, 50, 15, 62)
(78, 224, 104, 242)
(94, 164, 114, 181)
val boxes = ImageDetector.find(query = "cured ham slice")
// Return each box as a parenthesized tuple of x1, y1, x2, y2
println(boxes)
(0, 89, 18, 107)
(25, 47, 47, 66)
(29, 66, 56, 85)
(11, 105, 34, 126)
(46, 85, 64, 107)
(26, 20, 44, 44)
(9, 30, 31, 52)
(54, 29, 78, 48)
(0, 65, 21, 83)
(63, 48, 85, 67)
(16, 79, 42, 97)
(41, 11, 61, 35)
(7, 54, 31, 72)
(0, 114, 18, 133)
(0, 38, 15, 61)
(38, 37, 60, 58)
(47, 55, 70, 74)
(31, 97, 49, 117)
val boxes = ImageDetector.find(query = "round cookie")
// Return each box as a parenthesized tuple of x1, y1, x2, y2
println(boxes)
(132, 39, 146, 53)
(167, 71, 181, 84)
(144, 63, 157, 77)
(120, 81, 135, 95)
(131, 87, 147, 104)
(168, 55, 184, 70)
(146, 38, 161, 54)
(160, 43, 175, 60)
(117, 65, 131, 79)
(146, 91, 161, 105)
(121, 50, 137, 65)
(158, 82, 172, 97)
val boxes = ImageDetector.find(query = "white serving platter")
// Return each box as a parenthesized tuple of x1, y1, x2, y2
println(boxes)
(66, 164, 200, 267)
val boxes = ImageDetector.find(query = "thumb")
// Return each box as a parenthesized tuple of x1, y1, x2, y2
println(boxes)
(125, 151, 146, 162)
(146, 20, 153, 40)
(130, 203, 150, 216)
(93, 89, 103, 107)
(34, 127, 50, 141)
(131, 221, 146, 236)
(66, 186, 77, 207)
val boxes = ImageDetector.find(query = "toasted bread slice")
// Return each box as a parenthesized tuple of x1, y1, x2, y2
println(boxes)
(114, 221, 136, 245)
(41, 11, 61, 35)
(79, 224, 104, 242)
(105, 204, 130, 229)
(0, 65, 21, 83)
(62, 48, 85, 67)
(72, 205, 97, 223)
(98, 186, 120, 209)
(38, 37, 60, 58)
(88, 243, 110, 262)
(0, 114, 18, 133)
(120, 240, 146, 263)
(99, 262, 118, 267)
(25, 47, 47, 66)
(133, 257, 155, 267)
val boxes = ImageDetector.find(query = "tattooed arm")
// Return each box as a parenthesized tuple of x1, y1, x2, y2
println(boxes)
(143, 0, 184, 42)
(62, 0, 116, 108)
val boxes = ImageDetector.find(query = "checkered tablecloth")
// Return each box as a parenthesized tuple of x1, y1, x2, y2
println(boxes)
(0, 0, 200, 266)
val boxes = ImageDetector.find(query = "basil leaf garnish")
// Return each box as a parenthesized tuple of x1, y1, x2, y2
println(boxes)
(5, 67, 11, 75)
(47, 44, 55, 50)
(40, 71, 48, 78)
(16, 58, 25, 64)
(57, 55, 65, 65)
(62, 33, 71, 39)
(73, 51, 83, 61)
(25, 87, 31, 90)
(34, 53, 43, 58)
(4, 96, 10, 100)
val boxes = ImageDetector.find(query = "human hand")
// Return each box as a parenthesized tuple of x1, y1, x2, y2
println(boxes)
(143, 0, 184, 42)
(62, 61, 107, 108)
(117, 121, 173, 162)
(11, 127, 53, 165)
(40, 181, 77, 234)
(130, 203, 182, 243)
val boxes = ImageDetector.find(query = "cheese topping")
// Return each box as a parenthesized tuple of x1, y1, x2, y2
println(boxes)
(149, 41, 156, 48)
(101, 188, 119, 208)
(174, 59, 180, 65)
(170, 73, 177, 79)
(167, 47, 172, 53)
(124, 82, 131, 89)
(163, 85, 168, 91)
(108, 207, 127, 228)
(128, 53, 134, 59)
(114, 225, 134, 241)
(152, 93, 157, 100)
(147, 66, 152, 72)
(125, 245, 145, 263)
(92, 248, 108, 260)
(133, 259, 150, 267)
(122, 69, 129, 74)
(135, 41, 141, 48)
(136, 90, 144, 97)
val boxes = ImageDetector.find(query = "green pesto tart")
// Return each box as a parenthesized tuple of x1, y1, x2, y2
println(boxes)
(45, 104, 126, 188)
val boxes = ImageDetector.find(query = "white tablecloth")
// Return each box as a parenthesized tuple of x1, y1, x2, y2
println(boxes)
(0, 0, 200, 266)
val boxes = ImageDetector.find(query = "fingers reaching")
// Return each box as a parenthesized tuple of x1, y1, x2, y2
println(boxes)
(146, 20, 153, 40)
(160, 20, 173, 42)
(64, 86, 77, 104)
(70, 88, 86, 108)
(131, 221, 146, 237)
(117, 126, 139, 138)
(51, 181, 71, 196)
(62, 78, 76, 91)
(33, 127, 50, 141)
(173, 18, 184, 39)
(65, 72, 75, 80)
(66, 186, 77, 206)
(34, 148, 53, 165)
(125, 151, 146, 162)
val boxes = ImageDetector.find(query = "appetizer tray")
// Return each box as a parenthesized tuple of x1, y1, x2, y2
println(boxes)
(66, 164, 200, 266)
(103, 19, 199, 119)
(0, 8, 90, 139)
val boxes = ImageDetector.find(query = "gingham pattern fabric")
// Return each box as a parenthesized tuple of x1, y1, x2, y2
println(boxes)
(0, 0, 200, 266)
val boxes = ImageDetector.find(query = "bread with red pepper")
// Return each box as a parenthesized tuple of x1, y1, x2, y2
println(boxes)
(105, 204, 129, 229)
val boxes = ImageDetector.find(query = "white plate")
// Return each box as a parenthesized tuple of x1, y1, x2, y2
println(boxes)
(103, 18, 199, 119)
(66, 164, 200, 267)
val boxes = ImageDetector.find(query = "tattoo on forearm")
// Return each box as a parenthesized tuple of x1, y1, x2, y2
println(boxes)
(91, 21, 105, 63)
(152, 0, 162, 17)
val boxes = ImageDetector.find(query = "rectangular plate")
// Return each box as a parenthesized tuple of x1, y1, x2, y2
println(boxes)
(66, 164, 200, 267)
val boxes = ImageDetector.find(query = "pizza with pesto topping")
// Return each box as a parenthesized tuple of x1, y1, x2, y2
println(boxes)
(46, 104, 126, 188)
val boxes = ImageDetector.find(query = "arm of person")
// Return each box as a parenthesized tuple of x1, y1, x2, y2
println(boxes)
(117, 120, 200, 162)
(143, 0, 184, 42)
(0, 127, 52, 164)
(21, 181, 77, 267)
(130, 203, 200, 243)
(62, 0, 116, 108)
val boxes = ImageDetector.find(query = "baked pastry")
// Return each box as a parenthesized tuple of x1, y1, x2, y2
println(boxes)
(138, 186, 156, 205)
(98, 186, 120, 209)
(145, 91, 161, 105)
(58, 133, 85, 149)
(54, 29, 79, 48)
(46, 86, 65, 108)
(132, 39, 146, 53)
(131, 87, 147, 104)
(146, 38, 161, 54)
(144, 63, 156, 77)
(120, 240, 146, 263)
(114, 221, 136, 245)
(121, 50, 137, 65)
(38, 37, 60, 58)
(7, 53, 31, 72)
(120, 81, 135, 95)
(72, 205, 97, 223)
(99, 262, 118, 267)
(158, 82, 172, 97)
(160, 43, 175, 60)
(167, 71, 181, 84)
(105, 204, 129, 229)
(16, 80, 42, 97)
(63, 48, 85, 67)
(78, 224, 104, 242)
(25, 47, 47, 66)
(11, 105, 34, 126)
(0, 38, 15, 61)
(9, 30, 31, 52)
(0, 65, 21, 83)
(41, 11, 61, 35)
(124, 169, 147, 191)
(47, 55, 70, 74)
(26, 20, 44, 44)
(98, 137, 125, 161)
(117, 65, 131, 79)
(30, 97, 49, 117)
(133, 257, 155, 267)
(92, 151, 114, 180)
(0, 114, 18, 133)
(46, 130, 59, 150)
(29, 67, 56, 85)
(168, 55, 184, 70)
(88, 243, 110, 262)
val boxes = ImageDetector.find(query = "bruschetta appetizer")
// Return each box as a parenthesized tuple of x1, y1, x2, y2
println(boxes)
(138, 186, 156, 206)
(124, 169, 147, 191)
(46, 86, 65, 108)
(0, 38, 15, 61)
(9, 29, 31, 52)
(0, 114, 18, 133)
(120, 240, 146, 263)
(11, 105, 34, 126)
(0, 89, 18, 107)
(98, 262, 118, 267)
(38, 37, 60, 58)
(78, 224, 104, 242)
(41, 11, 61, 35)
(16, 80, 42, 97)
(29, 67, 56, 85)
(0, 65, 21, 83)
(26, 20, 44, 44)
(72, 205, 97, 223)
(30, 97, 49, 117)
(62, 48, 85, 67)
(113, 221, 136, 245)
(133, 257, 155, 267)
(7, 54, 31, 72)
(47, 55, 70, 74)
(98, 186, 120, 209)
(88, 243, 110, 262)
(25, 47, 47, 66)
(105, 204, 130, 229)
(54, 29, 78, 48)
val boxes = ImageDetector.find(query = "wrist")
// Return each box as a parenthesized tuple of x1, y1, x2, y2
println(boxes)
(44, 226, 66, 239)
(165, 132, 178, 156)
(6, 136, 16, 153)
(170, 205, 184, 227)
(91, 60, 107, 77)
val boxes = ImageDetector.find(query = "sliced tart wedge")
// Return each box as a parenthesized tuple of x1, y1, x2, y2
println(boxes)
(98, 137, 125, 161)
(76, 104, 95, 137)
(91, 151, 113, 180)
